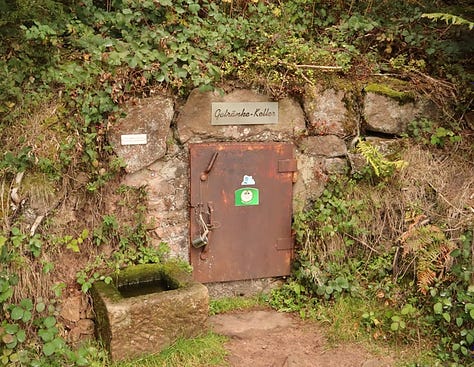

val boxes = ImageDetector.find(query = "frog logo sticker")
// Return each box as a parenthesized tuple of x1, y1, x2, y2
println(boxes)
(235, 188, 259, 206)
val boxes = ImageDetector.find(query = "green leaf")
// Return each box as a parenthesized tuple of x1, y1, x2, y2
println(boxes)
(0, 235, 7, 250)
(5, 338, 18, 349)
(43, 341, 57, 356)
(450, 249, 461, 257)
(198, 84, 214, 92)
(19, 298, 33, 311)
(36, 302, 46, 313)
(38, 329, 54, 342)
(9, 352, 19, 362)
(433, 302, 443, 314)
(10, 306, 24, 321)
(76, 356, 89, 366)
(442, 312, 451, 322)
(390, 322, 399, 331)
(66, 239, 80, 252)
(16, 329, 26, 343)
(81, 229, 89, 239)
(467, 333, 474, 344)
(81, 282, 91, 293)
(43, 316, 56, 328)
(336, 276, 349, 289)
(401, 304, 414, 315)
(456, 317, 463, 327)
(4, 324, 19, 334)
(21, 310, 32, 323)
(188, 3, 200, 14)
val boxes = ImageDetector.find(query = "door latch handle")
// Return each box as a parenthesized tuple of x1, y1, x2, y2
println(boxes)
(200, 152, 219, 181)
(207, 201, 214, 228)
(192, 211, 209, 248)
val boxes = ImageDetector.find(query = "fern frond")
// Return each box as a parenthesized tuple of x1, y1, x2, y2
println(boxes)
(398, 221, 455, 290)
(401, 223, 435, 256)
(422, 13, 474, 30)
(417, 268, 436, 294)
(356, 140, 407, 178)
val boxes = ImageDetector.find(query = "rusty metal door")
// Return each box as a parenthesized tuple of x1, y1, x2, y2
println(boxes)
(189, 142, 296, 283)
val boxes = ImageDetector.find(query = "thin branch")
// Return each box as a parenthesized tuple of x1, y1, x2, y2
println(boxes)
(343, 232, 380, 254)
(299, 72, 314, 86)
(30, 215, 45, 236)
(294, 64, 343, 70)
(1, 179, 8, 231)
(427, 181, 463, 214)
(280, 61, 343, 72)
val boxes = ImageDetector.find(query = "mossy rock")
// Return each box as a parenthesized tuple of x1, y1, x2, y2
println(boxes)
(91, 262, 209, 361)
(91, 262, 193, 303)
(115, 262, 192, 289)
(364, 83, 415, 104)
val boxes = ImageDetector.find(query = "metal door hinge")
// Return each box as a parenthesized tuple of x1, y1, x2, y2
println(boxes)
(278, 159, 297, 173)
(276, 237, 294, 251)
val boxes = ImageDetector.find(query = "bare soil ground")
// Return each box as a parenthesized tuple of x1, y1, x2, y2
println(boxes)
(209, 309, 394, 367)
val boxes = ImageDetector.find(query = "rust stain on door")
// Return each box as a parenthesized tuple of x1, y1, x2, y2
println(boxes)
(189, 142, 296, 283)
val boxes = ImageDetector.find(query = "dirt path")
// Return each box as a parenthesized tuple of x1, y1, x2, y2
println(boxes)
(209, 309, 394, 367)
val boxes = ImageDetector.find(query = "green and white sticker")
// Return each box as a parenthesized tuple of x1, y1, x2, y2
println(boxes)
(235, 188, 259, 206)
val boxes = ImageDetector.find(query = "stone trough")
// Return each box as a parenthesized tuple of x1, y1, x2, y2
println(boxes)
(91, 263, 209, 361)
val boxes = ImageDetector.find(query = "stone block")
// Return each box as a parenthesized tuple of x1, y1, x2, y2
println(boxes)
(60, 295, 83, 323)
(303, 84, 356, 137)
(299, 135, 347, 157)
(121, 156, 189, 259)
(91, 264, 209, 361)
(324, 158, 349, 174)
(364, 92, 429, 135)
(176, 88, 305, 142)
(108, 96, 174, 173)
(293, 154, 328, 211)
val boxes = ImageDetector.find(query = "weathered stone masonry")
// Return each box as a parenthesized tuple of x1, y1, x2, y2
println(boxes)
(107, 84, 434, 264)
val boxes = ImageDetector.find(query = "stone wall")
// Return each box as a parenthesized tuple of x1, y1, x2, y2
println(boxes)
(107, 83, 433, 265)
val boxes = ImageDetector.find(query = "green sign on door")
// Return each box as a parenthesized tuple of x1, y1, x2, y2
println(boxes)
(235, 188, 259, 206)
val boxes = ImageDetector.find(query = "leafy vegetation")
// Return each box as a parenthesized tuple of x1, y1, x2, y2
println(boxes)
(271, 140, 474, 365)
(0, 0, 472, 365)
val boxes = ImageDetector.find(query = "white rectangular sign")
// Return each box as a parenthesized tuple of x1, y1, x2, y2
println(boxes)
(120, 134, 148, 145)
(211, 102, 278, 125)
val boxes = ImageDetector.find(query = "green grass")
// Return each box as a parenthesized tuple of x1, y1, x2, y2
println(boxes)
(304, 296, 441, 367)
(111, 331, 228, 367)
(209, 295, 268, 315)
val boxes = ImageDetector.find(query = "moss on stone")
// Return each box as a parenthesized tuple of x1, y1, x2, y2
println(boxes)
(91, 278, 122, 303)
(91, 262, 209, 361)
(364, 83, 415, 103)
(116, 264, 164, 286)
(91, 262, 193, 306)
(117, 263, 192, 289)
